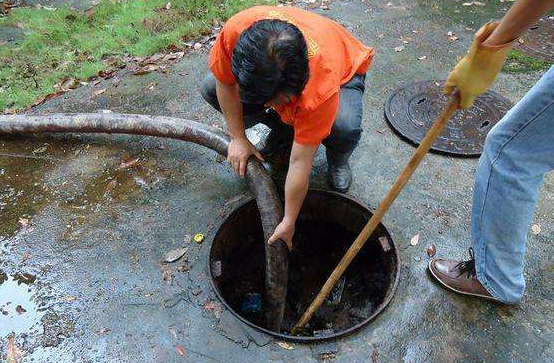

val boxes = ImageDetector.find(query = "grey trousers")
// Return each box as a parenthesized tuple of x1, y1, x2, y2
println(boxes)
(200, 72, 365, 154)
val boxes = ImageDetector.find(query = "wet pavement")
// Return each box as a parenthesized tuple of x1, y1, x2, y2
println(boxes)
(1, 0, 553, 362)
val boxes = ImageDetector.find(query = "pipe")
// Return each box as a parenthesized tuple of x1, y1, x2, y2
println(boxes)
(0, 113, 288, 331)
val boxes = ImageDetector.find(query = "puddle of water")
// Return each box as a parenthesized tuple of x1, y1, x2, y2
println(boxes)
(0, 270, 43, 336)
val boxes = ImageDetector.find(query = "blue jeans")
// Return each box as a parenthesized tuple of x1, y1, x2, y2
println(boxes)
(473, 65, 554, 303)
(200, 72, 365, 154)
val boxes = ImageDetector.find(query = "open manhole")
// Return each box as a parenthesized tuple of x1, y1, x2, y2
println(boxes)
(209, 190, 399, 341)
(515, 17, 554, 62)
(384, 80, 512, 157)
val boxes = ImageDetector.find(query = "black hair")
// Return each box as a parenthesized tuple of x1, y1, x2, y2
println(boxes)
(231, 19, 309, 104)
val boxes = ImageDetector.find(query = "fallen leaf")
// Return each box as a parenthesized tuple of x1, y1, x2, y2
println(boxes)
(447, 31, 453, 36)
(93, 88, 106, 96)
(161, 247, 188, 263)
(426, 244, 436, 258)
(531, 224, 541, 235)
(518, 38, 525, 44)
(394, 46, 405, 52)
(473, 1, 485, 5)
(165, 1, 171, 9)
(401, 36, 412, 44)
(105, 179, 117, 194)
(193, 42, 203, 50)
(410, 234, 420, 246)
(97, 328, 111, 334)
(277, 341, 294, 350)
(449, 36, 459, 41)
(167, 43, 180, 52)
(132, 64, 159, 75)
(176, 345, 185, 356)
(224, 194, 246, 206)
(32, 146, 47, 154)
(417, 55, 427, 60)
(169, 327, 179, 339)
(462, 2, 472, 5)
(193, 233, 205, 243)
(15, 305, 26, 315)
(118, 158, 140, 169)
(7, 335, 24, 363)
(203, 301, 222, 318)
(63, 295, 78, 302)
(18, 218, 29, 228)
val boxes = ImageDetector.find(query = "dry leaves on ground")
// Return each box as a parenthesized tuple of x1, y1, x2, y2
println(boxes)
(7, 335, 24, 363)
(161, 247, 188, 263)
(277, 341, 294, 350)
(203, 301, 222, 319)
(118, 158, 140, 169)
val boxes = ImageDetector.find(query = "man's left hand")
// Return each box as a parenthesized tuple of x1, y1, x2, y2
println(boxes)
(268, 219, 295, 251)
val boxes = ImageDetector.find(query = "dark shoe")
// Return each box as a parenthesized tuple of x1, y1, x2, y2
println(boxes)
(428, 248, 502, 303)
(257, 129, 293, 157)
(326, 149, 353, 192)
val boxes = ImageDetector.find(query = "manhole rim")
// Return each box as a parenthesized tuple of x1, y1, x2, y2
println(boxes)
(383, 79, 511, 158)
(207, 189, 401, 342)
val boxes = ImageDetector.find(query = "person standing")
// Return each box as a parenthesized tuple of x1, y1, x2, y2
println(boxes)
(429, 0, 554, 304)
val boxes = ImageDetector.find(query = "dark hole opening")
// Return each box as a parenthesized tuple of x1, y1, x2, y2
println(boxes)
(210, 192, 397, 339)
(530, 26, 539, 30)
(417, 98, 426, 104)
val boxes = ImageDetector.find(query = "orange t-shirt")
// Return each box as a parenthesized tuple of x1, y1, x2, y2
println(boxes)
(209, 6, 374, 145)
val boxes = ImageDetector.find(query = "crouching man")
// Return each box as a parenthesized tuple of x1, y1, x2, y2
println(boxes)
(201, 5, 373, 248)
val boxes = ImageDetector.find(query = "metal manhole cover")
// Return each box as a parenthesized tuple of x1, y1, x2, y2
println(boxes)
(515, 17, 554, 62)
(384, 80, 512, 157)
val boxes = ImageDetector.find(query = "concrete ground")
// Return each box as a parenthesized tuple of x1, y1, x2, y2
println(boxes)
(1, 0, 553, 362)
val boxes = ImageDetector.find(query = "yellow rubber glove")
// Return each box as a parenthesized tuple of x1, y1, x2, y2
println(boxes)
(444, 22, 514, 109)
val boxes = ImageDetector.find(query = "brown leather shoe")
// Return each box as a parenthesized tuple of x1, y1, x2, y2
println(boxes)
(428, 248, 501, 302)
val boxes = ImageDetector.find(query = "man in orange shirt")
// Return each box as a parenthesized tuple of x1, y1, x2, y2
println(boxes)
(200, 6, 373, 248)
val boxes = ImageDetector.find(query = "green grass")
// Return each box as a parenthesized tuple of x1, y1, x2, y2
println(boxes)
(503, 49, 551, 73)
(0, 0, 275, 111)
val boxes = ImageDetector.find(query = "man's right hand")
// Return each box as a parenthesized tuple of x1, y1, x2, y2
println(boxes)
(444, 22, 513, 109)
(227, 136, 264, 177)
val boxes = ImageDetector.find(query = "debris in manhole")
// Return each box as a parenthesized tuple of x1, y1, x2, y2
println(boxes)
(241, 293, 262, 314)
(210, 192, 399, 340)
(325, 276, 345, 306)
(384, 80, 512, 156)
(15, 305, 26, 315)
(410, 234, 420, 246)
(531, 224, 541, 235)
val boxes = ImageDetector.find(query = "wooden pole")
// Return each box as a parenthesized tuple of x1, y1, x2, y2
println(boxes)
(291, 93, 460, 334)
